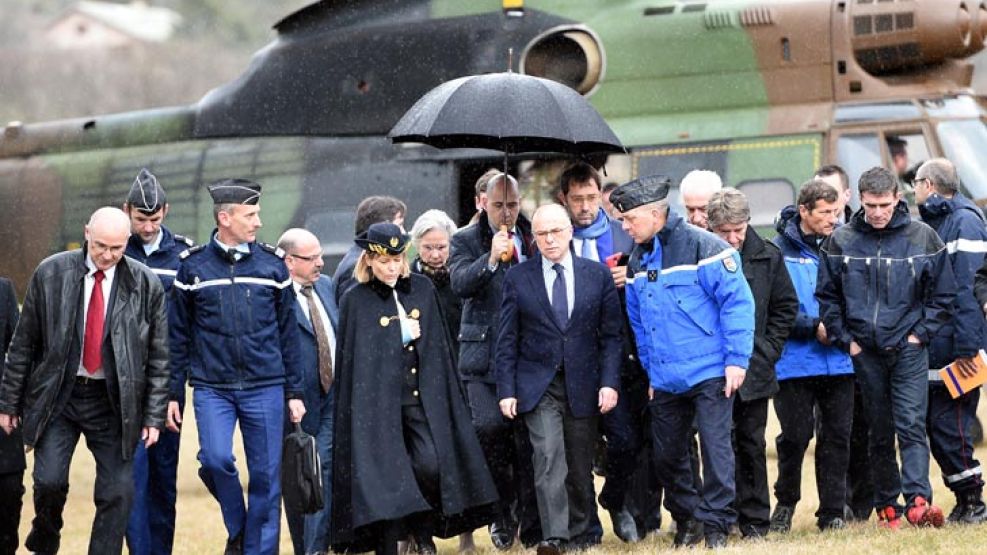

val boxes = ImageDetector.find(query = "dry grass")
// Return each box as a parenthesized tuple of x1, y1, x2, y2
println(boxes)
(18, 399, 987, 554)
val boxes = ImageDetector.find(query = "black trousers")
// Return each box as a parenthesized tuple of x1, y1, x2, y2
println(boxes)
(846, 381, 873, 518)
(774, 375, 854, 520)
(27, 378, 134, 555)
(465, 381, 541, 544)
(0, 470, 24, 555)
(732, 397, 770, 532)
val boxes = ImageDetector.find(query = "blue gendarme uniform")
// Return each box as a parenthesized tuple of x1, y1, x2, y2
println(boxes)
(169, 236, 304, 400)
(124, 226, 192, 293)
(625, 210, 755, 394)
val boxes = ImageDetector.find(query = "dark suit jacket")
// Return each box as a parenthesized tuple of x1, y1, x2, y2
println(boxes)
(495, 254, 623, 418)
(292, 275, 339, 437)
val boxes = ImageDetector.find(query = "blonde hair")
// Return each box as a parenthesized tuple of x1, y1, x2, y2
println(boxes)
(353, 251, 411, 284)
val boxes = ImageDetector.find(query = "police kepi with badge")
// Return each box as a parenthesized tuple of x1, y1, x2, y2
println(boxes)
(122, 168, 195, 555)
(167, 178, 306, 555)
(612, 175, 755, 549)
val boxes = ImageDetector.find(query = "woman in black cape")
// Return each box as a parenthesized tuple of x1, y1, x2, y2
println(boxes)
(331, 222, 498, 555)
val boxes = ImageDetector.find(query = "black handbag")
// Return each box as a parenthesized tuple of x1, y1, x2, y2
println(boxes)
(281, 423, 324, 514)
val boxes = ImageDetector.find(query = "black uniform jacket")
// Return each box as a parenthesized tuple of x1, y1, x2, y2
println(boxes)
(0, 249, 169, 460)
(0, 277, 24, 473)
(331, 273, 498, 551)
(739, 228, 799, 401)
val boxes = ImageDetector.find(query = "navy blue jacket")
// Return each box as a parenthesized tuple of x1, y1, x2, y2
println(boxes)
(170, 236, 304, 399)
(773, 207, 854, 380)
(625, 209, 755, 394)
(291, 275, 339, 436)
(817, 201, 955, 352)
(124, 226, 193, 293)
(495, 253, 623, 418)
(919, 193, 987, 367)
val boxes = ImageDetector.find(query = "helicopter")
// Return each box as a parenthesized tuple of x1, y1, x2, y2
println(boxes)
(1, 0, 986, 293)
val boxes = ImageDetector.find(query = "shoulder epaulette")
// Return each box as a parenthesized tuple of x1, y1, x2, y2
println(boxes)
(175, 234, 195, 247)
(258, 242, 286, 259)
(179, 244, 206, 260)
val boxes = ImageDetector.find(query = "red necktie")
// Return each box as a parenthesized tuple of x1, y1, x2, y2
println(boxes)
(83, 270, 105, 374)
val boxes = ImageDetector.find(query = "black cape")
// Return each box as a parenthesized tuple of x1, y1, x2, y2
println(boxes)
(331, 274, 498, 551)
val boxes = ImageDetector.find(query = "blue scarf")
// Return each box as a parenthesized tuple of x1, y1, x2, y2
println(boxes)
(572, 208, 614, 261)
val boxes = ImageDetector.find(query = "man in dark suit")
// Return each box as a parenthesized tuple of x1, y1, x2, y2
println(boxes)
(450, 172, 541, 548)
(559, 162, 653, 543)
(496, 204, 623, 555)
(0, 207, 170, 554)
(0, 276, 24, 554)
(278, 228, 340, 555)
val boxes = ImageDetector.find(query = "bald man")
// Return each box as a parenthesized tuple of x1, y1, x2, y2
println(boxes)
(0, 207, 170, 554)
(277, 228, 340, 555)
(496, 204, 622, 554)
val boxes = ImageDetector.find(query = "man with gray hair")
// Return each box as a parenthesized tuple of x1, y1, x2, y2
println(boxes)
(817, 166, 955, 529)
(914, 158, 987, 524)
(679, 169, 723, 228)
(707, 188, 798, 538)
(0, 207, 170, 554)
(277, 227, 340, 555)
(612, 175, 755, 548)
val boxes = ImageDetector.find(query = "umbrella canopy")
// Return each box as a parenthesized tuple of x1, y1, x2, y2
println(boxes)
(388, 72, 624, 156)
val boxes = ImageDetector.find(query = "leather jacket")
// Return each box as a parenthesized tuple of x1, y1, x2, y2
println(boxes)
(0, 248, 170, 460)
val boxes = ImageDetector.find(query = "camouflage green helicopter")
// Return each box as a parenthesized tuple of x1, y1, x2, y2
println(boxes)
(2, 0, 986, 292)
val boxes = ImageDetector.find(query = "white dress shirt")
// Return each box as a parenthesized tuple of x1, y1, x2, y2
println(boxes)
(292, 281, 336, 372)
(78, 256, 114, 379)
(541, 252, 575, 319)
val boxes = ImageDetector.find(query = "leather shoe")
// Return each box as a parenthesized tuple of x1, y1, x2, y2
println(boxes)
(411, 534, 437, 555)
(610, 507, 641, 543)
(488, 518, 517, 551)
(536, 538, 564, 555)
(705, 530, 727, 549)
(673, 519, 704, 548)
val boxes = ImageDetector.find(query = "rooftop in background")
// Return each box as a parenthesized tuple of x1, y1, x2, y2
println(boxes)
(45, 0, 183, 49)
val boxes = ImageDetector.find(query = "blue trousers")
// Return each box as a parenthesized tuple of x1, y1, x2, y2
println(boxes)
(927, 384, 983, 494)
(194, 385, 285, 555)
(649, 378, 736, 534)
(126, 402, 182, 555)
(853, 345, 931, 511)
(285, 390, 334, 555)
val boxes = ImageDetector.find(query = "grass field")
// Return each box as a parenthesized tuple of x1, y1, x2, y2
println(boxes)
(19, 399, 987, 554)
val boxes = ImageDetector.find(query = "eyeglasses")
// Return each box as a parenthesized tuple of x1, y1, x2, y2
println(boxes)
(290, 252, 323, 262)
(533, 226, 572, 239)
(912, 177, 930, 188)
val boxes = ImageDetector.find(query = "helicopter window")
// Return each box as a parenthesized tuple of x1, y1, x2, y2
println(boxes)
(937, 119, 987, 204)
(883, 132, 929, 183)
(923, 96, 980, 118)
(834, 102, 920, 123)
(734, 179, 795, 228)
(836, 133, 881, 208)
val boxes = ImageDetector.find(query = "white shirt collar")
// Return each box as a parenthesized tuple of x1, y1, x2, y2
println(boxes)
(142, 230, 163, 256)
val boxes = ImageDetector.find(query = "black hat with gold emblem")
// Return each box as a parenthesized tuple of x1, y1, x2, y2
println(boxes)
(355, 222, 409, 255)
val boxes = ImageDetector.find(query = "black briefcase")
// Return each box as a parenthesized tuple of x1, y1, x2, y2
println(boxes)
(282, 423, 324, 514)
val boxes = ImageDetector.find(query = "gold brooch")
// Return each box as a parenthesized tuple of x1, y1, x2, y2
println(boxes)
(389, 236, 399, 248)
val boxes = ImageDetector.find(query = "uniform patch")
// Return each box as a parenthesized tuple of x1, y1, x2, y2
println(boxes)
(723, 257, 738, 273)
(647, 270, 658, 282)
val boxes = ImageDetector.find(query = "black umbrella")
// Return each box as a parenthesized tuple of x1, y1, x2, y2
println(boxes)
(388, 72, 624, 156)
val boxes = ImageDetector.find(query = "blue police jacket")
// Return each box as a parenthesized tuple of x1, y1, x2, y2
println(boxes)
(919, 193, 987, 368)
(625, 209, 755, 394)
(817, 201, 955, 352)
(772, 207, 853, 380)
(170, 234, 304, 399)
(124, 226, 193, 292)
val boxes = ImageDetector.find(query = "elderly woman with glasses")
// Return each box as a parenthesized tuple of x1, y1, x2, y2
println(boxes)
(410, 209, 462, 356)
(331, 222, 498, 555)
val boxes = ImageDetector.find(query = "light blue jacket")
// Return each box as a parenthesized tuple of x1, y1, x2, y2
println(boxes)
(625, 210, 755, 394)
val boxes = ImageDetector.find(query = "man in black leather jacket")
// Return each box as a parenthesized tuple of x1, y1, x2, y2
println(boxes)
(0, 207, 170, 555)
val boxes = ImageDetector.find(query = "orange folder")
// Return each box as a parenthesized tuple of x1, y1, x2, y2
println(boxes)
(939, 350, 987, 399)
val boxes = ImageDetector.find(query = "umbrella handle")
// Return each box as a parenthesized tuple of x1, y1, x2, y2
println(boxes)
(500, 225, 513, 262)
